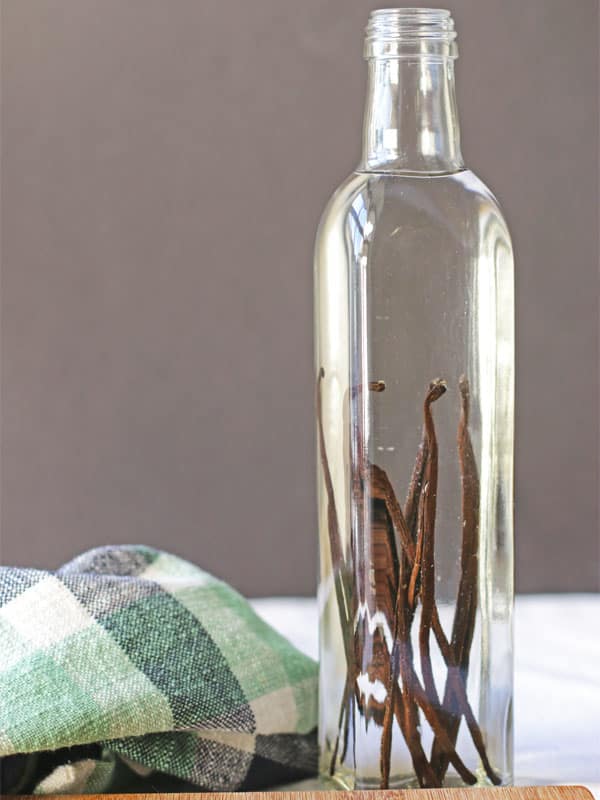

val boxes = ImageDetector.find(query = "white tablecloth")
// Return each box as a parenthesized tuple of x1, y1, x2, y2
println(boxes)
(251, 594, 600, 794)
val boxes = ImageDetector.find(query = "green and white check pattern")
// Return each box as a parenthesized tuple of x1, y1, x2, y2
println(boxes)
(0, 546, 318, 794)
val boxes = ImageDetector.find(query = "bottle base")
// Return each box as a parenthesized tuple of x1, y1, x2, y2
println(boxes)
(320, 763, 512, 791)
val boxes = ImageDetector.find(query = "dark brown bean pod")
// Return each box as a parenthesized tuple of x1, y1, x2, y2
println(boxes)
(429, 376, 500, 785)
(317, 369, 355, 775)
(418, 380, 446, 712)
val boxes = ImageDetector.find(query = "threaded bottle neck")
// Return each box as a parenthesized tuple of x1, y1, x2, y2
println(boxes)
(360, 8, 463, 174)
(364, 8, 458, 60)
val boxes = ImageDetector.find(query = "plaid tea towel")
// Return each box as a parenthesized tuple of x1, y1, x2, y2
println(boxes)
(0, 546, 318, 794)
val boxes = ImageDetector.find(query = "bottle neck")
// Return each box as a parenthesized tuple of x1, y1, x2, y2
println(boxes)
(360, 55, 463, 175)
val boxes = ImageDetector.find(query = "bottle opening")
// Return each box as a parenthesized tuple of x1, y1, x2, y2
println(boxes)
(364, 8, 458, 59)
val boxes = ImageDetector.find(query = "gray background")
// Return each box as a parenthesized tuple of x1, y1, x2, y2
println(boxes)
(1, 0, 598, 594)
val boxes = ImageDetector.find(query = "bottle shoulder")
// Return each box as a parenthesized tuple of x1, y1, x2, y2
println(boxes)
(315, 172, 368, 233)
(315, 169, 512, 252)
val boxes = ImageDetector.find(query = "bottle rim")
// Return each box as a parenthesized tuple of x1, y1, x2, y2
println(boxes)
(364, 8, 458, 60)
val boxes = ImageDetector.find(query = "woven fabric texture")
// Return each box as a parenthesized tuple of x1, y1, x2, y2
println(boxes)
(0, 546, 318, 794)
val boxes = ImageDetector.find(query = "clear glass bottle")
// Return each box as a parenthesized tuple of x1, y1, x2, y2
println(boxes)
(314, 9, 514, 790)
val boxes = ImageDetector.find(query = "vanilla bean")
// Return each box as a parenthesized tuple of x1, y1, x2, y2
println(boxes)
(404, 382, 478, 786)
(404, 403, 430, 606)
(340, 680, 353, 765)
(384, 549, 440, 788)
(393, 680, 437, 787)
(379, 660, 395, 787)
(407, 538, 423, 612)
(395, 569, 476, 786)
(329, 676, 349, 776)
(418, 380, 446, 713)
(398, 420, 432, 784)
(369, 492, 401, 784)
(429, 376, 500, 785)
(381, 382, 450, 788)
(448, 668, 500, 783)
(404, 424, 429, 541)
(428, 608, 501, 784)
(379, 503, 406, 788)
(369, 464, 416, 563)
(392, 589, 477, 787)
(317, 369, 356, 774)
(397, 616, 440, 786)
(430, 374, 478, 778)
(407, 668, 477, 785)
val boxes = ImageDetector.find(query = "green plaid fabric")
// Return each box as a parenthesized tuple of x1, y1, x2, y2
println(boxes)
(0, 546, 318, 794)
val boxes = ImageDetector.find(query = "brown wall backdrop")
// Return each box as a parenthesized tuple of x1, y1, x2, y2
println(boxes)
(1, 0, 598, 594)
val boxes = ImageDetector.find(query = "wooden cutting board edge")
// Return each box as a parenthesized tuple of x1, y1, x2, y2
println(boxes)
(14, 786, 595, 800)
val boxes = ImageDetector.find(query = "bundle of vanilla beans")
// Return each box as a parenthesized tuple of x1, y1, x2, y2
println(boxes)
(317, 370, 501, 789)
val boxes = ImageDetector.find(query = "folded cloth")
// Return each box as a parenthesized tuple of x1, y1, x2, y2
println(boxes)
(0, 546, 318, 794)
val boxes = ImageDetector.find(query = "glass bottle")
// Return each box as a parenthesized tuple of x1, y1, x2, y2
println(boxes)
(314, 9, 514, 790)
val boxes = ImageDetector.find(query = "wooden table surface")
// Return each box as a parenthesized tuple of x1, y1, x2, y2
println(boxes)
(19, 784, 595, 800)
